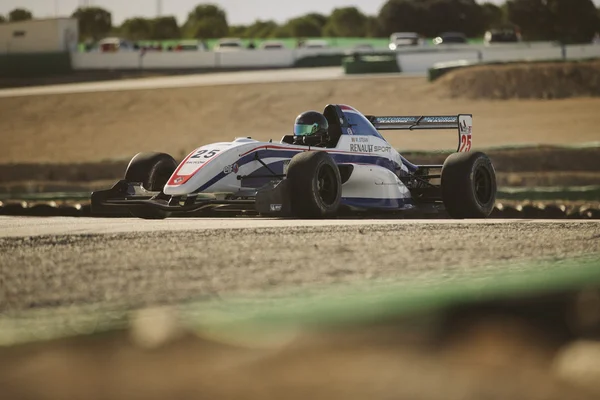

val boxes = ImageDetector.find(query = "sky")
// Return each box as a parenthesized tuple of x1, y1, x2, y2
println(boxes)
(2, 0, 600, 25)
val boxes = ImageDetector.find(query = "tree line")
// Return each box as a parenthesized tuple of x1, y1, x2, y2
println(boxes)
(2, 0, 600, 44)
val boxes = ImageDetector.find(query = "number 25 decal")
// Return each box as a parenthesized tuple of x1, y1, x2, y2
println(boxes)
(191, 149, 221, 159)
(459, 135, 472, 152)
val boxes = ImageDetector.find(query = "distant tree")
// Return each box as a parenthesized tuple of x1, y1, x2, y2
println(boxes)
(229, 25, 248, 37)
(72, 7, 112, 41)
(244, 20, 279, 38)
(184, 4, 229, 39)
(0, 14, 6, 23)
(366, 16, 385, 37)
(8, 8, 33, 22)
(190, 17, 229, 38)
(323, 7, 367, 37)
(285, 16, 322, 37)
(379, 0, 487, 38)
(551, 0, 599, 43)
(481, 2, 505, 29)
(378, 0, 424, 37)
(303, 13, 329, 30)
(272, 25, 293, 38)
(120, 18, 152, 41)
(507, 0, 599, 42)
(151, 16, 180, 39)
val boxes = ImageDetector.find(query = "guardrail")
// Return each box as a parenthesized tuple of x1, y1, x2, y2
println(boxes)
(396, 43, 600, 74)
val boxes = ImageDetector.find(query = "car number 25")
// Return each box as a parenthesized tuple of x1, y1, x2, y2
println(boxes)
(190, 149, 221, 159)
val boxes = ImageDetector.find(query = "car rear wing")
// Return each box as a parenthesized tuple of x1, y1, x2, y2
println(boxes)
(366, 114, 473, 153)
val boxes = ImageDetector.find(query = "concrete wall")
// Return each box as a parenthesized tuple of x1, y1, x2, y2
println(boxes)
(70, 43, 600, 72)
(399, 44, 600, 73)
(216, 50, 295, 68)
(0, 18, 78, 54)
(566, 44, 600, 60)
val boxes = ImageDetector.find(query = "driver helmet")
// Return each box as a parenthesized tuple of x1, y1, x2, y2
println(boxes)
(293, 111, 329, 138)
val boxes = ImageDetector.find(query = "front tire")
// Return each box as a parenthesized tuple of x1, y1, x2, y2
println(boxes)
(124, 152, 177, 219)
(287, 151, 342, 218)
(441, 151, 496, 219)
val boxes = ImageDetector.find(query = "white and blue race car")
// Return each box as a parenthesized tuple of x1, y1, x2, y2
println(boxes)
(91, 104, 497, 219)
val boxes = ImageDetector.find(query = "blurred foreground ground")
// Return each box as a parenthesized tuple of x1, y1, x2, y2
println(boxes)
(2, 266, 600, 400)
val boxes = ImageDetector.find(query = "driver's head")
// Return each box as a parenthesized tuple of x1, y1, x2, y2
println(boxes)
(294, 111, 329, 138)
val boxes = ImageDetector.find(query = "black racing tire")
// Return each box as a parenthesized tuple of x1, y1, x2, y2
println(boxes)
(441, 151, 497, 219)
(124, 152, 177, 220)
(287, 151, 342, 218)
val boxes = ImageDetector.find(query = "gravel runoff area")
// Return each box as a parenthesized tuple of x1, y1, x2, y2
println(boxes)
(1, 221, 599, 315)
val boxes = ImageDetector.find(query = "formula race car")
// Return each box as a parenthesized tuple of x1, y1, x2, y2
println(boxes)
(91, 104, 497, 219)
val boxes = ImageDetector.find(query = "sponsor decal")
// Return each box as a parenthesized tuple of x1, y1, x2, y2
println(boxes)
(347, 127, 354, 135)
(374, 145, 392, 153)
(376, 117, 417, 124)
(174, 177, 184, 184)
(350, 143, 373, 153)
(376, 116, 457, 125)
(351, 136, 369, 143)
(459, 119, 472, 135)
(423, 116, 457, 124)
(458, 116, 472, 152)
(349, 143, 392, 153)
(223, 163, 239, 175)
(270, 204, 282, 212)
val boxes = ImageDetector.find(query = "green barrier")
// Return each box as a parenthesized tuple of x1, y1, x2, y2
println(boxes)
(0, 52, 72, 78)
(343, 54, 401, 75)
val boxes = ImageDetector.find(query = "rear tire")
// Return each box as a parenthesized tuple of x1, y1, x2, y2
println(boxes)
(287, 151, 342, 218)
(124, 152, 177, 220)
(441, 151, 496, 219)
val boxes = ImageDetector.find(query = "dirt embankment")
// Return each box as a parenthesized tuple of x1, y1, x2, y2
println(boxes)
(438, 60, 600, 100)
(2, 77, 600, 165)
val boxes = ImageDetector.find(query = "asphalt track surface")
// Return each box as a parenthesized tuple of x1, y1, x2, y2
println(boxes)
(0, 67, 423, 98)
(1, 217, 599, 315)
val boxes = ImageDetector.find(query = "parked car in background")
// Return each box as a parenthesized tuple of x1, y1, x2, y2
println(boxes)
(259, 40, 286, 50)
(303, 39, 329, 49)
(174, 40, 208, 51)
(389, 32, 421, 50)
(214, 38, 244, 51)
(97, 37, 136, 52)
(484, 29, 522, 45)
(433, 32, 468, 45)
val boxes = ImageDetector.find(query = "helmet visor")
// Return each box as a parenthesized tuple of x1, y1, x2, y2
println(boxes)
(294, 123, 319, 136)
